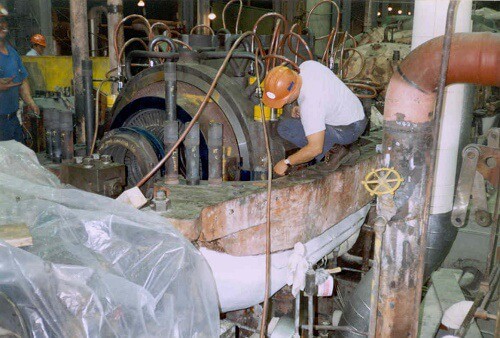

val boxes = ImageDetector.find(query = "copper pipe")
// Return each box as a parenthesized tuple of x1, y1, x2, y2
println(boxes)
(114, 15, 152, 66)
(222, 0, 243, 34)
(189, 24, 214, 35)
(341, 48, 365, 81)
(278, 31, 314, 61)
(136, 32, 264, 187)
(251, 12, 289, 62)
(118, 37, 148, 65)
(263, 54, 300, 72)
(151, 22, 172, 37)
(376, 31, 500, 338)
(172, 39, 193, 51)
(305, 0, 340, 41)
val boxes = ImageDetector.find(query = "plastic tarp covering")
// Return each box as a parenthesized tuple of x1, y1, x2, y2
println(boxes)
(0, 141, 219, 338)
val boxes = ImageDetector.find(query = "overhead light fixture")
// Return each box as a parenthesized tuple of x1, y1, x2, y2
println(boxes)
(408, 11, 412, 15)
(388, 6, 393, 12)
(208, 12, 217, 20)
(377, 11, 381, 17)
(397, 9, 403, 14)
(137, 0, 145, 7)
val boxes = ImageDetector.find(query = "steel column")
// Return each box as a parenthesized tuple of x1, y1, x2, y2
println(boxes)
(70, 0, 89, 145)
(208, 122, 223, 184)
(197, 0, 210, 27)
(107, 0, 123, 94)
(164, 120, 180, 184)
(165, 62, 177, 121)
(185, 122, 200, 185)
(341, 0, 351, 32)
(82, 60, 95, 156)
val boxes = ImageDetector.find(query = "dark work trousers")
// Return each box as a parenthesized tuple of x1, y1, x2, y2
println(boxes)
(0, 113, 24, 143)
(277, 117, 367, 161)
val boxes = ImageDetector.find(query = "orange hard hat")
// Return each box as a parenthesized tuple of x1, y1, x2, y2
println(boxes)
(0, 5, 8, 18)
(30, 34, 46, 47)
(262, 66, 302, 109)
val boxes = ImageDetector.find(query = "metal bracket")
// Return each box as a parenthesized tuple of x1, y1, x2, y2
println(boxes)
(451, 128, 499, 228)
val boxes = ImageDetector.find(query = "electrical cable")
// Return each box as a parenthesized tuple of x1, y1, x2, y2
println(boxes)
(90, 78, 116, 155)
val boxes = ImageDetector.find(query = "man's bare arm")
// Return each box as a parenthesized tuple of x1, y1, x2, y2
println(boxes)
(19, 79, 40, 115)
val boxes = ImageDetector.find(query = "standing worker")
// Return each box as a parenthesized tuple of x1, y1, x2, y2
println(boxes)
(26, 34, 46, 56)
(262, 61, 367, 176)
(0, 6, 40, 143)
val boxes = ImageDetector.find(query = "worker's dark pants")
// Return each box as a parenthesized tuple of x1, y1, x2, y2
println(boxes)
(0, 113, 24, 143)
(277, 117, 367, 161)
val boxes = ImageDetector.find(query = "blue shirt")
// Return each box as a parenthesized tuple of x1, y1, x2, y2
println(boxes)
(0, 45, 28, 115)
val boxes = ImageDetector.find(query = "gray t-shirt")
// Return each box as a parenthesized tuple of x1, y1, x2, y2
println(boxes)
(26, 49, 39, 56)
(298, 61, 365, 136)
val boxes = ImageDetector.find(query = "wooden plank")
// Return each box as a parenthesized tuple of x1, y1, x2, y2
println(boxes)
(0, 223, 33, 247)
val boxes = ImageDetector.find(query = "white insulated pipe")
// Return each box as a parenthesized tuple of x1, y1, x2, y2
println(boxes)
(412, 0, 473, 215)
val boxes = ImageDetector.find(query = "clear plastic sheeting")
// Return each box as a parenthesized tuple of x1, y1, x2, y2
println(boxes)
(0, 141, 219, 338)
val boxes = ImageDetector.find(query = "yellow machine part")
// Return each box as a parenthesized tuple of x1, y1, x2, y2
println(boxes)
(249, 76, 283, 121)
(21, 56, 112, 95)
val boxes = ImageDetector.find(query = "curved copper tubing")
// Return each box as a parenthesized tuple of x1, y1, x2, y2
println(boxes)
(222, 0, 243, 34)
(189, 24, 215, 35)
(114, 15, 153, 65)
(172, 39, 193, 51)
(341, 48, 365, 81)
(263, 54, 300, 72)
(306, 0, 340, 41)
(251, 12, 289, 63)
(278, 32, 314, 61)
(118, 37, 149, 66)
(151, 22, 172, 37)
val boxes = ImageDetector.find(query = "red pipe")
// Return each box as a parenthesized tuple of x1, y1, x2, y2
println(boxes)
(377, 32, 500, 338)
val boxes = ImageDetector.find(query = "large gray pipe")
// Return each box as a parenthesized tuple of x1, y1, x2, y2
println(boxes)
(89, 6, 107, 57)
(69, 0, 89, 145)
(82, 60, 95, 155)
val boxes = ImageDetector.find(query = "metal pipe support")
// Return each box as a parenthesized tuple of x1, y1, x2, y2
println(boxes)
(208, 122, 223, 185)
(184, 122, 200, 185)
(164, 62, 177, 122)
(82, 60, 95, 155)
(164, 120, 180, 184)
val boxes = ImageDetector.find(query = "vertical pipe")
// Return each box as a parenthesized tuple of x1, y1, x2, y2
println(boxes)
(107, 0, 123, 94)
(307, 295, 314, 338)
(197, 0, 210, 26)
(364, 0, 375, 31)
(70, 0, 89, 145)
(50, 110, 62, 164)
(381, 2, 388, 22)
(82, 60, 95, 156)
(165, 62, 177, 122)
(208, 122, 223, 185)
(180, 0, 195, 32)
(294, 295, 301, 337)
(185, 122, 200, 185)
(164, 120, 180, 184)
(341, 0, 351, 32)
(43, 110, 55, 158)
(59, 111, 74, 161)
(368, 218, 386, 338)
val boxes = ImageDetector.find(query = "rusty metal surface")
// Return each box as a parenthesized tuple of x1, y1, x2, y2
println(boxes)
(400, 33, 500, 93)
(375, 33, 500, 338)
(155, 152, 378, 256)
(107, 63, 280, 176)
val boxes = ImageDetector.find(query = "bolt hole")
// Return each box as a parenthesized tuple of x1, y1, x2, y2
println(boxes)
(455, 217, 462, 223)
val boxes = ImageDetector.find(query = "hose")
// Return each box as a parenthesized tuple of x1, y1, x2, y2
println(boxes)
(341, 48, 365, 81)
(118, 37, 149, 67)
(278, 31, 314, 61)
(222, 0, 243, 34)
(263, 54, 300, 72)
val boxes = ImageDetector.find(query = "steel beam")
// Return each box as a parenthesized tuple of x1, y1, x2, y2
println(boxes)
(107, 0, 123, 94)
(70, 0, 89, 145)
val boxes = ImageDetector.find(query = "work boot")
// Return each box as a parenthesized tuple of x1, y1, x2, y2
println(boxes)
(324, 144, 349, 169)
